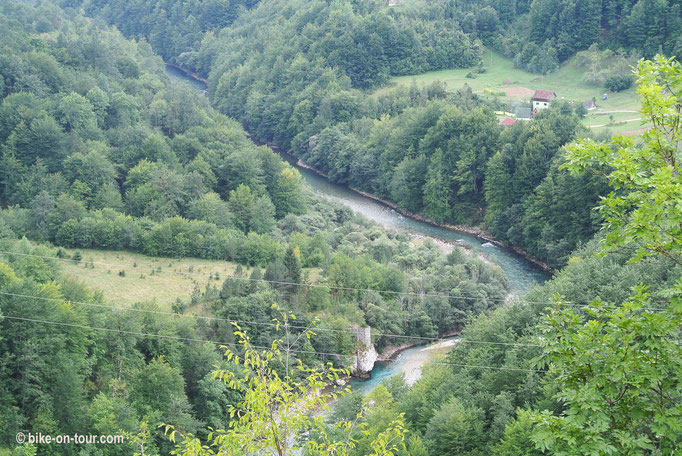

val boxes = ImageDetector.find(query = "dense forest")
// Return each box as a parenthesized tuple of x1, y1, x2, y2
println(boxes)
(67, 0, 262, 64)
(66, 0, 624, 268)
(1, 0, 681, 455)
(69, 0, 682, 77)
(0, 3, 512, 454)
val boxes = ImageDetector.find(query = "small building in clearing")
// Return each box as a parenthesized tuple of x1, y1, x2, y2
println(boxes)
(532, 90, 556, 112)
(500, 117, 516, 126)
(583, 99, 596, 110)
(514, 106, 532, 120)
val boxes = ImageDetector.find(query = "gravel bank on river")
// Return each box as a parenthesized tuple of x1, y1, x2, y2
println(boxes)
(294, 158, 553, 274)
(396, 338, 459, 385)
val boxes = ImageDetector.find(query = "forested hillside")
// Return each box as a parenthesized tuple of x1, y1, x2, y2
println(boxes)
(165, 55, 680, 456)
(71, 0, 681, 268)
(70, 0, 623, 268)
(72, 0, 261, 64)
(388, 56, 682, 454)
(71, 0, 682, 77)
(71, 0, 484, 88)
(0, 3, 513, 454)
(1, 0, 681, 455)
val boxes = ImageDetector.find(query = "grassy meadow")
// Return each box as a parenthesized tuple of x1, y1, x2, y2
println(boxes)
(58, 248, 324, 310)
(59, 249, 240, 309)
(387, 51, 651, 135)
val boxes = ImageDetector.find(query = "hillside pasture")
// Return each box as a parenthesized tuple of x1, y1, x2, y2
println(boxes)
(59, 249, 240, 309)
(57, 248, 324, 310)
(387, 51, 651, 134)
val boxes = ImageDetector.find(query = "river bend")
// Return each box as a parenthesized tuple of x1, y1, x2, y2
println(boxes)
(165, 64, 549, 389)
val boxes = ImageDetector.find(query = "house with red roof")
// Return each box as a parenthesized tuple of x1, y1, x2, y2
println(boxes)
(500, 117, 516, 126)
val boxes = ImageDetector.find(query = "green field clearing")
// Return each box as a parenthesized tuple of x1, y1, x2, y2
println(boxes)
(582, 111, 639, 125)
(58, 249, 323, 309)
(388, 51, 651, 134)
(59, 249, 239, 308)
(582, 110, 651, 134)
(587, 120, 650, 135)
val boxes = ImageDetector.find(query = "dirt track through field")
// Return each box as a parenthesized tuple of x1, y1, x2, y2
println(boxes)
(587, 118, 642, 128)
(501, 86, 535, 97)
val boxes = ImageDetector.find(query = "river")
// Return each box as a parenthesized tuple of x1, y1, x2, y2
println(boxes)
(165, 64, 549, 389)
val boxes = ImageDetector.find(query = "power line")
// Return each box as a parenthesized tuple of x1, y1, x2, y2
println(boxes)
(1, 250, 672, 311)
(0, 291, 542, 347)
(0, 315, 547, 374)
(0, 314, 343, 357)
(1, 250, 513, 302)
(4, 288, 674, 360)
(430, 362, 544, 373)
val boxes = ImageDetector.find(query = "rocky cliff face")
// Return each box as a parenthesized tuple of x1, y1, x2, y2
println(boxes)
(351, 327, 377, 379)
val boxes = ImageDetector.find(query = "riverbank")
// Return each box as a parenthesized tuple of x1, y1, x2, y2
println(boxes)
(377, 331, 460, 362)
(165, 63, 209, 84)
(377, 342, 418, 362)
(410, 234, 457, 253)
(361, 336, 460, 388)
(294, 157, 554, 274)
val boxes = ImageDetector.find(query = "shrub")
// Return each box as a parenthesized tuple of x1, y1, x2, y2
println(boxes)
(605, 75, 634, 92)
(172, 298, 186, 314)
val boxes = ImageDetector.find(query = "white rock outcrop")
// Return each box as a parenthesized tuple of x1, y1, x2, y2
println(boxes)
(351, 327, 377, 379)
